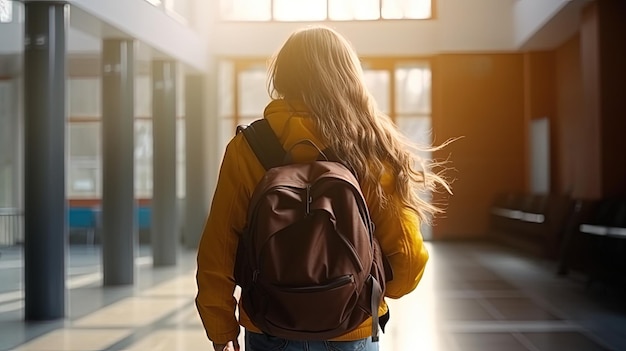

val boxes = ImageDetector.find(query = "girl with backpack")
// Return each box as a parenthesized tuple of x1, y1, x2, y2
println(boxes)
(196, 25, 452, 351)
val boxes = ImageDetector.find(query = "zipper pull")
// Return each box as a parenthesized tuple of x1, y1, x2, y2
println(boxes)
(306, 185, 312, 215)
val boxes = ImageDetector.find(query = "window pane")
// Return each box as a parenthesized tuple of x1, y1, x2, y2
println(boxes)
(135, 75, 152, 118)
(274, 0, 326, 21)
(396, 115, 431, 157)
(363, 69, 390, 114)
(218, 61, 235, 118)
(220, 0, 271, 21)
(329, 0, 379, 20)
(219, 117, 235, 156)
(68, 122, 101, 197)
(0, 80, 17, 207)
(176, 118, 185, 198)
(69, 122, 100, 158)
(396, 115, 432, 239)
(238, 65, 270, 117)
(135, 120, 153, 198)
(0, 0, 13, 23)
(382, 0, 431, 19)
(404, 0, 431, 19)
(395, 62, 431, 114)
(0, 163, 13, 207)
(177, 71, 185, 117)
(69, 78, 101, 118)
(68, 166, 99, 196)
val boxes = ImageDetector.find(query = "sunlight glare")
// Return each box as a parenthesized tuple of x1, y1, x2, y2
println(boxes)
(329, 0, 379, 21)
(382, 241, 442, 350)
(274, 0, 326, 21)
(382, 0, 431, 19)
(221, 0, 271, 21)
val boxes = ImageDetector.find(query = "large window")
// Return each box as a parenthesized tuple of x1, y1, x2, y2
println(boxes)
(0, 79, 18, 208)
(66, 75, 186, 200)
(220, 0, 432, 21)
(218, 57, 434, 238)
(0, 0, 13, 23)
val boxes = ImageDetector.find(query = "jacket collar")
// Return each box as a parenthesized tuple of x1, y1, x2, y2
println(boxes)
(263, 99, 310, 118)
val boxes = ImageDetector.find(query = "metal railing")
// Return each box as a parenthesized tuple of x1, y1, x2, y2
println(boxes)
(0, 208, 23, 246)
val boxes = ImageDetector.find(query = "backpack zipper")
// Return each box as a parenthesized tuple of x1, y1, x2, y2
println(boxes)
(305, 184, 312, 215)
(275, 274, 354, 293)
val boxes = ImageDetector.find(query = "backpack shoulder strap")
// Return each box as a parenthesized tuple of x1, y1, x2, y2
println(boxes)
(239, 119, 286, 170)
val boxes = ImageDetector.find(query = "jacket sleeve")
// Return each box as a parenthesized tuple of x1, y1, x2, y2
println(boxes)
(195, 139, 249, 344)
(370, 174, 429, 299)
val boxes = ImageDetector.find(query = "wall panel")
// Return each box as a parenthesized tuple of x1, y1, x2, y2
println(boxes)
(432, 53, 526, 238)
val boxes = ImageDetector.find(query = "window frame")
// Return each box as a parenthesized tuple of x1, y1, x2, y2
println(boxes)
(221, 56, 435, 127)
(218, 0, 436, 22)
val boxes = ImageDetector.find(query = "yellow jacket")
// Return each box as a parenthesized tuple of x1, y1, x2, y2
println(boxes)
(196, 99, 429, 344)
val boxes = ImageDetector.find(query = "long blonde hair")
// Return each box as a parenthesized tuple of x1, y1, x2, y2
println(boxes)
(268, 26, 452, 222)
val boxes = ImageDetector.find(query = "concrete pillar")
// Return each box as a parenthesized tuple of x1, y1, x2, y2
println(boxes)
(23, 1, 68, 320)
(152, 60, 178, 266)
(183, 75, 206, 249)
(101, 39, 136, 285)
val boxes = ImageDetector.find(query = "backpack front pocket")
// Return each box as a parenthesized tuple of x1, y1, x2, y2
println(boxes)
(261, 274, 358, 333)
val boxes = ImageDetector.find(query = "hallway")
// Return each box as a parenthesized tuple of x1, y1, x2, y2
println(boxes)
(1, 241, 625, 351)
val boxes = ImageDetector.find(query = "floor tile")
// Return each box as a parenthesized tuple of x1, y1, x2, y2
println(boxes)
(466, 279, 517, 291)
(487, 297, 560, 321)
(2, 241, 626, 351)
(523, 331, 612, 351)
(439, 298, 496, 321)
(119, 329, 212, 351)
(72, 297, 191, 328)
(12, 329, 132, 351)
(449, 332, 530, 351)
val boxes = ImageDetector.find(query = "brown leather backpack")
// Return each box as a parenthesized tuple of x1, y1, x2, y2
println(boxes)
(234, 119, 392, 342)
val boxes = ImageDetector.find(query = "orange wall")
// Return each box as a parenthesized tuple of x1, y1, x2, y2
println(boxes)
(523, 52, 558, 191)
(431, 54, 526, 239)
(525, 52, 556, 121)
(582, 1, 626, 196)
(554, 35, 601, 198)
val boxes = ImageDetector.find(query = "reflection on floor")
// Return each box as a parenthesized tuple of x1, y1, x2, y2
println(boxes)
(1, 241, 625, 351)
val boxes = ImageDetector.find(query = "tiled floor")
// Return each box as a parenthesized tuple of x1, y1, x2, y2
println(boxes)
(1, 240, 625, 351)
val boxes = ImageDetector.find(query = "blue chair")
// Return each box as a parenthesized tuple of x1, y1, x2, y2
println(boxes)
(68, 207, 97, 244)
(137, 207, 151, 230)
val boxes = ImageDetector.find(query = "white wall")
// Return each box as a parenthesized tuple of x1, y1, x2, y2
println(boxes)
(438, 0, 516, 52)
(211, 20, 439, 57)
(210, 0, 518, 57)
(1, 0, 209, 71)
(512, 0, 569, 48)
(71, 0, 208, 71)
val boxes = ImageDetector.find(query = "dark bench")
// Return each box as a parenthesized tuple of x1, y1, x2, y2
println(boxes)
(489, 192, 574, 259)
(558, 198, 626, 288)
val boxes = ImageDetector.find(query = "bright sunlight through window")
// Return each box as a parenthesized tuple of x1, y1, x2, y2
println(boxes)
(220, 0, 432, 21)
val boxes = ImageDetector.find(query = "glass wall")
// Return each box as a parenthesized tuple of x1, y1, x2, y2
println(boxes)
(66, 72, 186, 201)
(217, 60, 270, 154)
(0, 79, 18, 208)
